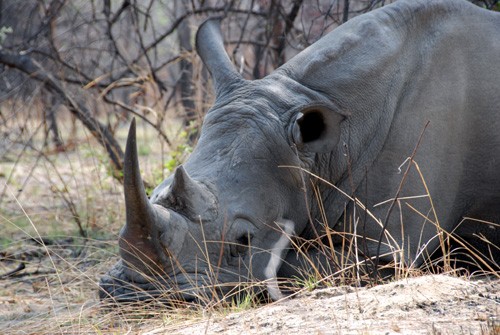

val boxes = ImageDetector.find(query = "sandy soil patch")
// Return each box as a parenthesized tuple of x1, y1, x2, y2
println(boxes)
(145, 274, 499, 335)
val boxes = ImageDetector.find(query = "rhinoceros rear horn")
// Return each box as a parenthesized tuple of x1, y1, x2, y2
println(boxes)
(196, 18, 243, 98)
(120, 119, 167, 272)
(165, 165, 218, 221)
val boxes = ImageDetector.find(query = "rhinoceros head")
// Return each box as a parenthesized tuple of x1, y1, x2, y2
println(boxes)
(99, 18, 346, 304)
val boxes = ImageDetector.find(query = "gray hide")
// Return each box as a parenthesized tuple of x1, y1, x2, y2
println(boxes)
(99, 0, 500, 303)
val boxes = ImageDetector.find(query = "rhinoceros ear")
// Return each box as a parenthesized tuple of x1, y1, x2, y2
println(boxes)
(291, 104, 347, 153)
(195, 18, 243, 98)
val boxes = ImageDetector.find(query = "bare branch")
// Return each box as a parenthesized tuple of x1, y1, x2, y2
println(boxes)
(0, 49, 124, 173)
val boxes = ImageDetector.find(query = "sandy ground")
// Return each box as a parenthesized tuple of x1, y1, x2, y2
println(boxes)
(144, 274, 500, 335)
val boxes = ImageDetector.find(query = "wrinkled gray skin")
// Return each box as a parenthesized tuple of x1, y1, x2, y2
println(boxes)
(99, 0, 500, 303)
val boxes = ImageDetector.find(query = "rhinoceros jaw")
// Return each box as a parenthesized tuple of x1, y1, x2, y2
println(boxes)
(264, 220, 295, 301)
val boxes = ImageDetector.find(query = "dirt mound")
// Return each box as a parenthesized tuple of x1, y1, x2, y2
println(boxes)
(154, 275, 499, 335)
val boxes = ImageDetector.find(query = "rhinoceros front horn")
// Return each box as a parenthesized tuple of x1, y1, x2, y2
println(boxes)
(119, 119, 169, 274)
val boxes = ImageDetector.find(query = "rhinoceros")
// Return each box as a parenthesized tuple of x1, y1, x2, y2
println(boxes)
(99, 0, 500, 303)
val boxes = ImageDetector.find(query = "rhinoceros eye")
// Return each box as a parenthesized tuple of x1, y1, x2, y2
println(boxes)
(230, 232, 253, 257)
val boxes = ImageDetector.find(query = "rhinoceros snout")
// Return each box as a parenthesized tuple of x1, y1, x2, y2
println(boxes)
(98, 260, 170, 303)
(98, 259, 239, 305)
(99, 263, 192, 304)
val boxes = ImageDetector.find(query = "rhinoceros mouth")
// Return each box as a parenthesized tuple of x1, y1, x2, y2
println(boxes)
(98, 260, 254, 305)
(99, 274, 167, 303)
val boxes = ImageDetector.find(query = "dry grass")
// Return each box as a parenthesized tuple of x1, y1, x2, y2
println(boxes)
(0, 112, 181, 334)
(1, 111, 499, 334)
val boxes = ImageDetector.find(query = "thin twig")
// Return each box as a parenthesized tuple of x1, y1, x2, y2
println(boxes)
(373, 121, 431, 281)
(0, 262, 25, 279)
